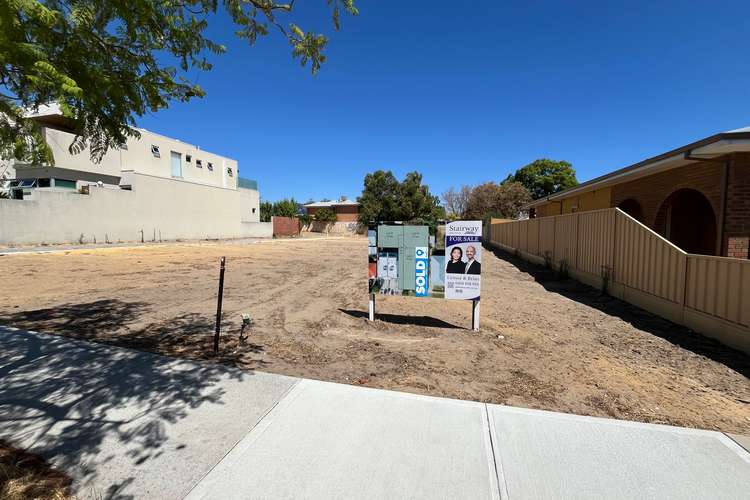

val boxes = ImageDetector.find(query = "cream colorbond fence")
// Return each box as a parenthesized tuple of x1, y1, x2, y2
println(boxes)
(488, 208, 750, 355)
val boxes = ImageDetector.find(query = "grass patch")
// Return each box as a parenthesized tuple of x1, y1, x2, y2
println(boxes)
(0, 441, 73, 500)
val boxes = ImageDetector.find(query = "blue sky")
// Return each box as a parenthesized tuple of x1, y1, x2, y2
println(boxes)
(138, 1, 750, 202)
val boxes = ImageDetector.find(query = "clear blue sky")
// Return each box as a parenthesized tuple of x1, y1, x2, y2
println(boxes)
(138, 1, 750, 203)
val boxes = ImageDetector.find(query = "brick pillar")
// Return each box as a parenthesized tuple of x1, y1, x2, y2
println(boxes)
(727, 236, 749, 259)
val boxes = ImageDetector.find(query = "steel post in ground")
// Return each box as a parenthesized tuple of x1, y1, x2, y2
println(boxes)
(369, 294, 375, 321)
(214, 256, 226, 353)
(471, 300, 480, 331)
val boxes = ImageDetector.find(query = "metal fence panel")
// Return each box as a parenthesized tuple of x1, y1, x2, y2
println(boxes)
(686, 255, 750, 327)
(613, 211, 686, 304)
(553, 214, 578, 269)
(539, 217, 555, 261)
(576, 209, 615, 278)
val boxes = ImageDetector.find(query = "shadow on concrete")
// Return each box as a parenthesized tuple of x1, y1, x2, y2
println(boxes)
(339, 309, 465, 330)
(0, 326, 250, 500)
(0, 299, 266, 368)
(487, 246, 750, 379)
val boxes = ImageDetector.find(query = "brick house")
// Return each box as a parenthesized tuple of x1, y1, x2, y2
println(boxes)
(303, 199, 360, 222)
(526, 127, 750, 258)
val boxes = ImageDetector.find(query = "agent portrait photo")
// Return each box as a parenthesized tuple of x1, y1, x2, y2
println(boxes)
(446, 246, 465, 274)
(464, 245, 481, 274)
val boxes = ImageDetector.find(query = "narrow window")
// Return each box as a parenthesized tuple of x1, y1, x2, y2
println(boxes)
(196, 159, 203, 168)
(151, 145, 160, 158)
(207, 162, 214, 171)
(170, 151, 182, 177)
(186, 154, 192, 163)
(227, 167, 233, 177)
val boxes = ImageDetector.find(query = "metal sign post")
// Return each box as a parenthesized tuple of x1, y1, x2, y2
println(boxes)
(213, 256, 226, 353)
(368, 293, 375, 321)
(471, 300, 480, 331)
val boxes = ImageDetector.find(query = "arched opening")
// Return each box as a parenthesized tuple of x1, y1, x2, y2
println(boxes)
(656, 189, 716, 255)
(617, 198, 643, 222)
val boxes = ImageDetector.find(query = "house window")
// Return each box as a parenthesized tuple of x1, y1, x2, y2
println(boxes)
(186, 155, 192, 163)
(207, 162, 213, 171)
(252, 208, 256, 213)
(151, 145, 160, 158)
(55, 179, 76, 189)
(170, 151, 182, 178)
(227, 167, 233, 177)
(196, 159, 203, 168)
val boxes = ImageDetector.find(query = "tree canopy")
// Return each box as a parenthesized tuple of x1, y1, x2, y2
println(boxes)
(358, 170, 444, 225)
(260, 197, 301, 221)
(464, 181, 531, 220)
(504, 159, 578, 199)
(441, 185, 472, 219)
(0, 0, 358, 164)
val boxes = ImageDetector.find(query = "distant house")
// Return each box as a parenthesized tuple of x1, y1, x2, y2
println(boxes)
(304, 199, 360, 222)
(303, 198, 361, 233)
(525, 126, 750, 258)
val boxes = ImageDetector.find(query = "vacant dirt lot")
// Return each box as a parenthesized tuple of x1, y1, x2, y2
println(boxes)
(1, 238, 748, 434)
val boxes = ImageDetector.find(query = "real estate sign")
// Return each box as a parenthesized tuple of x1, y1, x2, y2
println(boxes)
(367, 221, 481, 301)
(444, 221, 482, 300)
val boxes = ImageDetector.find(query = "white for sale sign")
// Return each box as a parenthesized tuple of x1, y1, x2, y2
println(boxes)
(444, 221, 482, 300)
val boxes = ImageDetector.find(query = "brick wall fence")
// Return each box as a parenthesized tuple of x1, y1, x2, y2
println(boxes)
(272, 216, 299, 237)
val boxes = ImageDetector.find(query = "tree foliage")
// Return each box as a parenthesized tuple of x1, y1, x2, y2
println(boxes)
(259, 200, 273, 222)
(358, 170, 444, 226)
(0, 0, 358, 163)
(441, 185, 471, 219)
(313, 207, 337, 223)
(297, 212, 312, 228)
(272, 198, 299, 218)
(260, 197, 299, 221)
(504, 159, 578, 199)
(464, 181, 531, 220)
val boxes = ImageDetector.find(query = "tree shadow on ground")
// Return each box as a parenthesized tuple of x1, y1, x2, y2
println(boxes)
(0, 299, 267, 369)
(339, 309, 466, 330)
(488, 246, 750, 379)
(0, 325, 253, 499)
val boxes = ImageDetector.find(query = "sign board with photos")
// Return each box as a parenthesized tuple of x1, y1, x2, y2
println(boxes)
(367, 221, 482, 301)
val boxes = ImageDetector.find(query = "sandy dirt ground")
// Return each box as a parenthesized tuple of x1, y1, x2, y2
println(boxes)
(1, 237, 748, 434)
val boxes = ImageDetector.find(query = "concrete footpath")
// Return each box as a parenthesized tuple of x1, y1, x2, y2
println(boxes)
(0, 327, 748, 500)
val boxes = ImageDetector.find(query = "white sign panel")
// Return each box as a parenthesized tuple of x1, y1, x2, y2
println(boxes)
(444, 221, 482, 300)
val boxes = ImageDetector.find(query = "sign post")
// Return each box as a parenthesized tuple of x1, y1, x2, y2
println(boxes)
(368, 293, 375, 321)
(471, 300, 480, 331)
(445, 221, 482, 330)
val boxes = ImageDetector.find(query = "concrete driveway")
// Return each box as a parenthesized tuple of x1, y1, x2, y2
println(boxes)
(1, 326, 748, 499)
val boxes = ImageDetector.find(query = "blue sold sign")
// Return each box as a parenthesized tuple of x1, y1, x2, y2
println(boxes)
(415, 246, 429, 296)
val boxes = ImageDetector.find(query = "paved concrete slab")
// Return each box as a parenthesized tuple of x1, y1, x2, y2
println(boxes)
(2, 326, 749, 500)
(0, 327, 297, 499)
(728, 433, 750, 454)
(487, 405, 750, 500)
(187, 379, 499, 500)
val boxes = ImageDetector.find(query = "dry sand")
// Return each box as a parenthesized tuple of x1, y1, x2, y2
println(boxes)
(1, 237, 748, 434)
